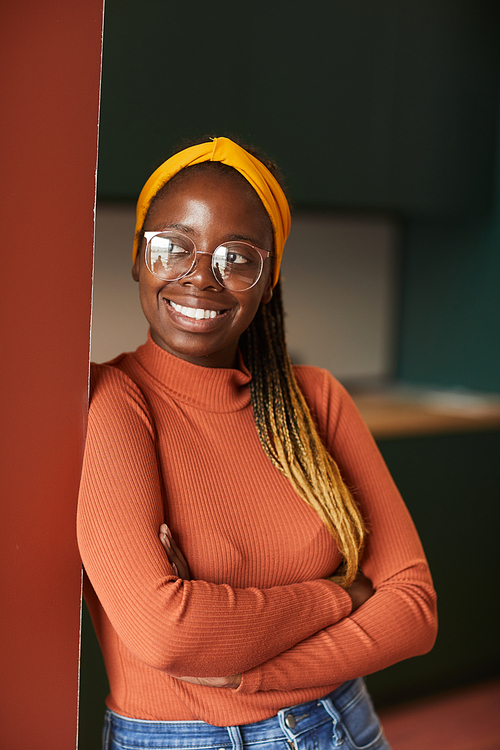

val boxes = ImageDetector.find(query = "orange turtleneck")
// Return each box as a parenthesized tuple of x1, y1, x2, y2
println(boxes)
(77, 333, 437, 725)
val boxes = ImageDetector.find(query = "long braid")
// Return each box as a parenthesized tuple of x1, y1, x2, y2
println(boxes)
(240, 281, 366, 587)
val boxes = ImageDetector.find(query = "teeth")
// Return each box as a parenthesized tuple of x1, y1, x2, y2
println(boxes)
(170, 301, 219, 320)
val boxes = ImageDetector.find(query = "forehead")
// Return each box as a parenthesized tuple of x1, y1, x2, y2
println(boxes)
(145, 169, 273, 241)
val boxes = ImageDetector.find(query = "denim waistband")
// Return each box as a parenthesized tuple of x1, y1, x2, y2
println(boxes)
(106, 678, 365, 747)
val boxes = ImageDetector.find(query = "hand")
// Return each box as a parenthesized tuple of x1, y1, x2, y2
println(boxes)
(159, 524, 190, 579)
(342, 569, 374, 612)
(173, 674, 242, 689)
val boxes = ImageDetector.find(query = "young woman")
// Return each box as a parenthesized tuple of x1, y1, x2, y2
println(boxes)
(77, 137, 437, 750)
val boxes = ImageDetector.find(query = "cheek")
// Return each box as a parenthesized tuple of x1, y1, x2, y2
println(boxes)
(138, 275, 161, 317)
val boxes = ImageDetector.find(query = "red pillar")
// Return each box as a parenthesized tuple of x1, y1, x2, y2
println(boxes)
(0, 2, 103, 747)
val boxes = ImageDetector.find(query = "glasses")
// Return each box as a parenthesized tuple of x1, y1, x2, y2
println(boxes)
(144, 231, 270, 291)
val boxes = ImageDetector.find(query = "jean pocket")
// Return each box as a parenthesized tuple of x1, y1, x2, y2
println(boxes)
(334, 682, 389, 750)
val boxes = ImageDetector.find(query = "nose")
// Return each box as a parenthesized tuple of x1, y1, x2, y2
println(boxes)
(180, 251, 222, 291)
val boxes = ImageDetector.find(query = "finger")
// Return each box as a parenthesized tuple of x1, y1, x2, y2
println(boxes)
(159, 533, 183, 569)
(177, 549, 189, 570)
(159, 531, 171, 550)
(171, 562, 178, 577)
(167, 532, 181, 553)
(169, 538, 187, 565)
(158, 526, 189, 579)
(160, 523, 174, 542)
(166, 531, 183, 558)
(176, 674, 241, 688)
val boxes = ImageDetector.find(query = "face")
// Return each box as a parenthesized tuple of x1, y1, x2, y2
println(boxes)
(132, 170, 274, 368)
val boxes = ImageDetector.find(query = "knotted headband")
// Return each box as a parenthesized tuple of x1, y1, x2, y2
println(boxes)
(133, 137, 291, 287)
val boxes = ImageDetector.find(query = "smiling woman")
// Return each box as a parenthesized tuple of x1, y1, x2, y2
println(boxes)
(77, 137, 437, 750)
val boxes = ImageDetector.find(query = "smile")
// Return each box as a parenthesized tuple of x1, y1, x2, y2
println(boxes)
(169, 300, 223, 320)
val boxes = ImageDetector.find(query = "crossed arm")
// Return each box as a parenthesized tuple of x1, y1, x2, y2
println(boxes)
(158, 524, 375, 689)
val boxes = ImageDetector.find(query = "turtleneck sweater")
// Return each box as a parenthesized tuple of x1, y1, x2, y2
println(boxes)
(77, 334, 437, 726)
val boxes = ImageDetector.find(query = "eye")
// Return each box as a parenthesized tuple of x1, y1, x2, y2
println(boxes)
(226, 250, 250, 265)
(219, 243, 258, 266)
(151, 236, 189, 257)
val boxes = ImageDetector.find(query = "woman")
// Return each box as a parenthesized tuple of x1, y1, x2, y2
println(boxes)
(77, 137, 437, 750)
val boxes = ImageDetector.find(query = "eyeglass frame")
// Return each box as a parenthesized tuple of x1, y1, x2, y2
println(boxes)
(142, 230, 272, 291)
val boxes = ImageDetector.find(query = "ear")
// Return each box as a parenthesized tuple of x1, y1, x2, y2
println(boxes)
(260, 274, 273, 305)
(132, 254, 140, 282)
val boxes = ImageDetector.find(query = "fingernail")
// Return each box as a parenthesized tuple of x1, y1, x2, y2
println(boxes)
(172, 563, 178, 576)
(161, 533, 171, 548)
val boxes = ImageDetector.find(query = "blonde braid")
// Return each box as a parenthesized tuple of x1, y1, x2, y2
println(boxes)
(240, 281, 366, 587)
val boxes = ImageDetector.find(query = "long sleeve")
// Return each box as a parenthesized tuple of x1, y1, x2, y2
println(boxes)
(237, 370, 437, 693)
(77, 363, 353, 678)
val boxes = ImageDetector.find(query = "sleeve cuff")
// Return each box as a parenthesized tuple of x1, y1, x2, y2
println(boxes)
(235, 666, 263, 694)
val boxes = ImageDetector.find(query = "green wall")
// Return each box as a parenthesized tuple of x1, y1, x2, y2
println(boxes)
(79, 605, 109, 749)
(397, 95, 500, 393)
(97, 0, 499, 216)
(367, 430, 500, 705)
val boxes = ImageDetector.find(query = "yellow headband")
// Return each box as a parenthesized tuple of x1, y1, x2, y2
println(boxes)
(133, 137, 291, 287)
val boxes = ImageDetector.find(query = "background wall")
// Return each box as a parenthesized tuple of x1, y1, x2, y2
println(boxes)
(92, 206, 399, 381)
(94, 0, 500, 391)
(97, 0, 499, 218)
(397, 105, 500, 393)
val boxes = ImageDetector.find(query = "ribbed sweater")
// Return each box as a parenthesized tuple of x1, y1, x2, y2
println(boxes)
(77, 333, 437, 726)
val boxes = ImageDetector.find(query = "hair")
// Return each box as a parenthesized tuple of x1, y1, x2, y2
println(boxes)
(240, 283, 365, 587)
(142, 136, 366, 587)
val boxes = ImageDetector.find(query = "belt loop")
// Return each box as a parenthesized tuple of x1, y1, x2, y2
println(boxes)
(320, 697, 343, 747)
(227, 725, 244, 750)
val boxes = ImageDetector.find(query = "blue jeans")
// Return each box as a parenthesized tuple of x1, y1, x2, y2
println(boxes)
(102, 678, 391, 750)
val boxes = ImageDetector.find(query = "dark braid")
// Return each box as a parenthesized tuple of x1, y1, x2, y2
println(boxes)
(240, 281, 366, 587)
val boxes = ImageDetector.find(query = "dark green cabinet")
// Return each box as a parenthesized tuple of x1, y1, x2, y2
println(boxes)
(98, 1, 500, 217)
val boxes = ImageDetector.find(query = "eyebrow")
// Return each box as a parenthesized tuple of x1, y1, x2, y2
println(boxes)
(155, 222, 195, 235)
(224, 232, 264, 247)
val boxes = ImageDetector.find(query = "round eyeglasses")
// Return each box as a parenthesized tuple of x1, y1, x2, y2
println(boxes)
(143, 231, 270, 291)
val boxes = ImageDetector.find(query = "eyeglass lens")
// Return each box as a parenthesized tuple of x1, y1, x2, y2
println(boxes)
(147, 232, 263, 291)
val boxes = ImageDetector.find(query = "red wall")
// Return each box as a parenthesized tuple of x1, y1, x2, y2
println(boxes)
(0, 2, 103, 747)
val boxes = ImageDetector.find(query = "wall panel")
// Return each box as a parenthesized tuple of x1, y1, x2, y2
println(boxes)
(0, 3, 103, 748)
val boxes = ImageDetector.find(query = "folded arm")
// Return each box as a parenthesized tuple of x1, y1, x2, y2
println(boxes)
(156, 540, 374, 690)
(237, 560, 436, 693)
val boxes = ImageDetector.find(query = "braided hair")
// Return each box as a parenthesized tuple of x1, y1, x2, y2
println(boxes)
(240, 280, 365, 587)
